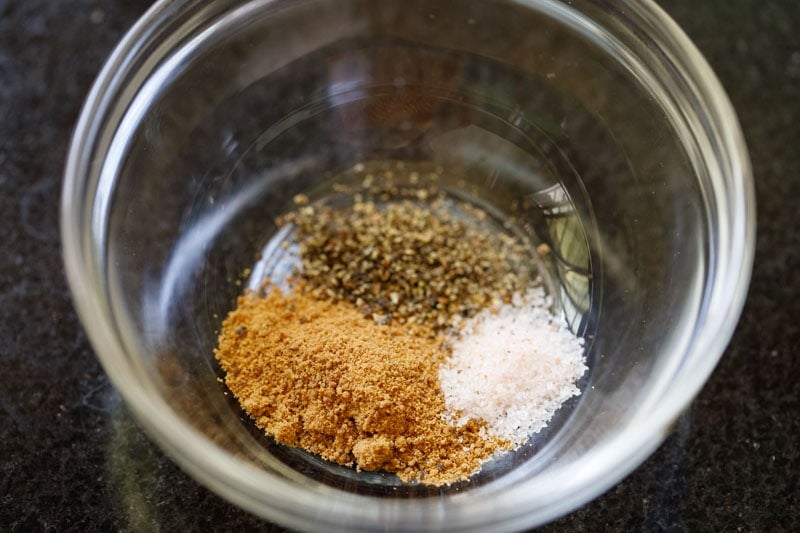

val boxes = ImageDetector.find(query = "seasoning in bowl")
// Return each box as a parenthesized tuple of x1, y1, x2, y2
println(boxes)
(214, 173, 586, 485)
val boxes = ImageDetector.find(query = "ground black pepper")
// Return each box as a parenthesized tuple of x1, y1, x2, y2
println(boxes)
(278, 186, 533, 330)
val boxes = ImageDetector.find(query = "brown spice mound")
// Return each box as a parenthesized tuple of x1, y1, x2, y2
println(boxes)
(215, 286, 509, 485)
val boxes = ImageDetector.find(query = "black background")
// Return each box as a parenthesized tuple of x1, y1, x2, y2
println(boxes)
(1, 0, 797, 530)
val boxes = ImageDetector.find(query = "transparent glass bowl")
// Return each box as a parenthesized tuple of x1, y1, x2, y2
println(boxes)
(62, 0, 754, 530)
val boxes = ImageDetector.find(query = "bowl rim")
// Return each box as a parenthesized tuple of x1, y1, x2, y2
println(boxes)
(61, 0, 755, 530)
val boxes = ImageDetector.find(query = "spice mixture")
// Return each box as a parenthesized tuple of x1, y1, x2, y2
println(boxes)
(215, 178, 586, 486)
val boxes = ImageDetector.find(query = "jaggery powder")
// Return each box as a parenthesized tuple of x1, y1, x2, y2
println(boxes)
(215, 286, 509, 485)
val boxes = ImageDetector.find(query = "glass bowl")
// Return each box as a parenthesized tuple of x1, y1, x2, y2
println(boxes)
(62, 0, 754, 530)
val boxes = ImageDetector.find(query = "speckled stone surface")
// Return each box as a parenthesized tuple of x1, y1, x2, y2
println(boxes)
(1, 0, 797, 530)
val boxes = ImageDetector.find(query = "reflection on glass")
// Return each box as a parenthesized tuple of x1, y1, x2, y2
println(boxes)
(530, 184, 591, 333)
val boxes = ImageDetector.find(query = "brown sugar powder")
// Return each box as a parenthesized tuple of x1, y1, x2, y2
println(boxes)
(215, 286, 510, 486)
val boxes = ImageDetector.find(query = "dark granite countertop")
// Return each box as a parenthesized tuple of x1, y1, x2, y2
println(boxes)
(1, 0, 797, 530)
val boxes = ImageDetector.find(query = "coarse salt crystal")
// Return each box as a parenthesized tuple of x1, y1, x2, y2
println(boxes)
(440, 286, 586, 446)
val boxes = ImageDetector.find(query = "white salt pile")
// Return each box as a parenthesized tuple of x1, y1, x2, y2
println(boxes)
(440, 287, 586, 446)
